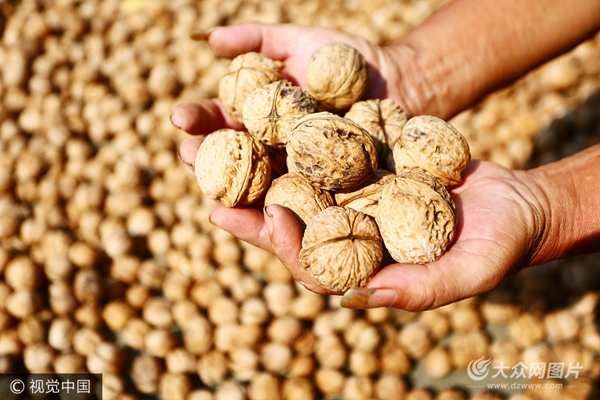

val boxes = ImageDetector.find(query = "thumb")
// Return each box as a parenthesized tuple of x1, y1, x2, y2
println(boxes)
(264, 204, 331, 294)
(198, 22, 341, 63)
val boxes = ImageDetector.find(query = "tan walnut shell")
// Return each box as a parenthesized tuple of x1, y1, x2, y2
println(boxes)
(299, 206, 383, 292)
(334, 169, 395, 218)
(305, 41, 368, 110)
(344, 98, 408, 163)
(218, 52, 283, 123)
(243, 80, 317, 148)
(286, 112, 378, 191)
(392, 115, 470, 187)
(376, 173, 456, 264)
(194, 129, 271, 207)
(396, 168, 454, 206)
(264, 172, 334, 228)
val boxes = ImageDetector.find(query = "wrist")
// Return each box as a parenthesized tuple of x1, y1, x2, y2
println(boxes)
(379, 42, 443, 119)
(382, 35, 482, 120)
(524, 144, 600, 265)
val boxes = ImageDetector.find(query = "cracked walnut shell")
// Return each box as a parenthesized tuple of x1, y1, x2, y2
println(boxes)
(299, 206, 383, 292)
(334, 169, 395, 218)
(344, 99, 408, 162)
(194, 129, 271, 207)
(286, 112, 378, 191)
(392, 115, 470, 187)
(243, 80, 317, 148)
(376, 171, 456, 264)
(218, 52, 283, 123)
(305, 41, 368, 110)
(264, 172, 334, 228)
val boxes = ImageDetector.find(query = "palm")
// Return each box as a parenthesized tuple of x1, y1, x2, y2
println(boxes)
(367, 160, 541, 310)
(207, 160, 542, 311)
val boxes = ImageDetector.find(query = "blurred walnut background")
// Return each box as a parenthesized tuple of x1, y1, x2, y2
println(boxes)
(1, 1, 600, 399)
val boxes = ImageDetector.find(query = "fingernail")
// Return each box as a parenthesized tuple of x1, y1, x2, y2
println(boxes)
(177, 148, 194, 171)
(263, 205, 274, 235)
(340, 287, 398, 309)
(190, 27, 218, 41)
(169, 113, 181, 129)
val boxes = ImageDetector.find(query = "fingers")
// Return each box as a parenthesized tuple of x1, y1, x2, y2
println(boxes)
(170, 100, 244, 137)
(177, 137, 203, 169)
(207, 22, 337, 61)
(209, 203, 332, 294)
(264, 205, 332, 294)
(342, 238, 509, 311)
(209, 204, 273, 252)
(172, 100, 245, 168)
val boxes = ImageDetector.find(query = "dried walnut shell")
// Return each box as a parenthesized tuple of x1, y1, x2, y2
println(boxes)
(243, 79, 317, 148)
(344, 98, 408, 162)
(305, 41, 368, 110)
(396, 168, 454, 205)
(194, 129, 271, 207)
(264, 172, 334, 228)
(334, 169, 395, 218)
(218, 52, 283, 123)
(392, 115, 470, 187)
(286, 112, 378, 191)
(299, 206, 383, 292)
(376, 171, 456, 264)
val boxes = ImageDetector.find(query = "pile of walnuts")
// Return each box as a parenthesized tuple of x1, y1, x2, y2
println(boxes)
(195, 41, 471, 292)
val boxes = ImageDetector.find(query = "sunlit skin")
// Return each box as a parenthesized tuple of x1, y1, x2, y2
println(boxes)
(172, 0, 600, 310)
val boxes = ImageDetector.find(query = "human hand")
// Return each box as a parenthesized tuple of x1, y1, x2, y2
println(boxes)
(172, 22, 411, 164)
(202, 160, 546, 311)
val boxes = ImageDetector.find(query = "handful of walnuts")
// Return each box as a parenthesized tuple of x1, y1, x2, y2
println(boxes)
(193, 42, 471, 292)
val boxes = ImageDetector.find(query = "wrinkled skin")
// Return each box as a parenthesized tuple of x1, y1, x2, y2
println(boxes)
(172, 23, 548, 311)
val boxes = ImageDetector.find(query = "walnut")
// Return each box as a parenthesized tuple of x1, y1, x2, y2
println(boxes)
(344, 98, 408, 163)
(194, 129, 272, 207)
(507, 312, 546, 348)
(305, 41, 368, 110)
(264, 172, 334, 228)
(218, 52, 283, 123)
(334, 169, 395, 218)
(423, 346, 452, 379)
(396, 167, 454, 205)
(243, 79, 317, 148)
(299, 206, 383, 292)
(376, 171, 456, 263)
(392, 115, 471, 187)
(286, 112, 378, 191)
(449, 330, 490, 369)
(397, 321, 432, 359)
(131, 354, 163, 394)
